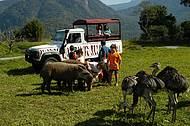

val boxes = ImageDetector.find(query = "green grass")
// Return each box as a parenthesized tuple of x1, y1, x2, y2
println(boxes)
(0, 45, 190, 126)
(0, 41, 49, 58)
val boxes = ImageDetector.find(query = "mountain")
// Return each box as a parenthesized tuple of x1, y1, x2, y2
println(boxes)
(0, 0, 189, 39)
(0, 0, 120, 34)
(0, 0, 19, 13)
(109, 0, 143, 10)
(119, 0, 190, 38)
(149, 0, 190, 23)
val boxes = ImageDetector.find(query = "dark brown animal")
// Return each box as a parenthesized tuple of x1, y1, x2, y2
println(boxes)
(40, 62, 93, 94)
(155, 65, 189, 122)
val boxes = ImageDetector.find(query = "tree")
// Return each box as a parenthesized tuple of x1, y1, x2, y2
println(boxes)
(22, 19, 44, 42)
(138, 5, 177, 41)
(3, 30, 15, 52)
(180, 0, 190, 7)
(181, 21, 190, 40)
(149, 25, 168, 40)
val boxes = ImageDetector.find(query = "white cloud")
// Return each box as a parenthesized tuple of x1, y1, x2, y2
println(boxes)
(100, 0, 131, 5)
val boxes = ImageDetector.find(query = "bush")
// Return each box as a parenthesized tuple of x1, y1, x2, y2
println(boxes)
(181, 21, 190, 40)
(22, 19, 44, 42)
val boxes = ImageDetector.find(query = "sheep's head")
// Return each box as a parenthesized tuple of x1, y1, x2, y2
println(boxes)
(78, 64, 93, 81)
(122, 76, 138, 95)
(79, 71, 93, 81)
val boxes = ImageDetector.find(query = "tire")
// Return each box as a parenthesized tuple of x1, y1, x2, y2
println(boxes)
(32, 57, 58, 72)
(43, 57, 59, 65)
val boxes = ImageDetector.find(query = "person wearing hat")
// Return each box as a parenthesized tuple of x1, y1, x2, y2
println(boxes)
(107, 44, 122, 86)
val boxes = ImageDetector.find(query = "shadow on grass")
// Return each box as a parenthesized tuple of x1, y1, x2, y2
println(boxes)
(16, 91, 66, 96)
(92, 82, 109, 87)
(162, 100, 190, 111)
(16, 82, 86, 97)
(75, 109, 157, 126)
(7, 66, 36, 76)
(177, 100, 190, 109)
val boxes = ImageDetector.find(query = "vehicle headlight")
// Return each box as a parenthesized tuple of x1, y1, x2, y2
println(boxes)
(33, 51, 40, 59)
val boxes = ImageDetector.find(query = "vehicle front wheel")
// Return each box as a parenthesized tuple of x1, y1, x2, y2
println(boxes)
(42, 57, 59, 67)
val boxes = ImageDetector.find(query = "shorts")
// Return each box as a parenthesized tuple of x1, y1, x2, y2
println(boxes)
(109, 69, 118, 74)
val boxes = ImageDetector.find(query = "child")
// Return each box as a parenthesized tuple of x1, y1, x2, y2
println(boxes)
(107, 44, 122, 86)
(103, 25, 111, 36)
(69, 45, 77, 60)
(96, 24, 102, 35)
(76, 48, 91, 70)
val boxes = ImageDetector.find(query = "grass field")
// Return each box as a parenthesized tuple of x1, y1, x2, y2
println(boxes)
(0, 44, 190, 126)
(0, 41, 48, 58)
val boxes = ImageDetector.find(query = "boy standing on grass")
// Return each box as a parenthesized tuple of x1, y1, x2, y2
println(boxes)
(107, 44, 122, 86)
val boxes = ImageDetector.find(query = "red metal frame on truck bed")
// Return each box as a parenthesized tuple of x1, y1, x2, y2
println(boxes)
(73, 18, 121, 42)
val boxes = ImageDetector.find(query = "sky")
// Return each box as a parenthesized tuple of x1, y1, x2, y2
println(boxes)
(100, 0, 131, 5)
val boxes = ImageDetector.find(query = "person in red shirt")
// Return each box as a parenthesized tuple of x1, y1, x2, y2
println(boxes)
(107, 44, 122, 86)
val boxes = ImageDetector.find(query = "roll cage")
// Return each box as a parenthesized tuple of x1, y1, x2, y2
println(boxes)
(73, 18, 121, 42)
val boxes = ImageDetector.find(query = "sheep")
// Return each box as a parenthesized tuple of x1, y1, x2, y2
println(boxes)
(151, 63, 189, 122)
(40, 62, 93, 94)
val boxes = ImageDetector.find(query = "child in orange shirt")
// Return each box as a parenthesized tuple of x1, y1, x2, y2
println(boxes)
(107, 44, 122, 86)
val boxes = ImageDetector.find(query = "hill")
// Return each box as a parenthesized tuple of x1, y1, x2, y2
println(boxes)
(149, 0, 190, 23)
(0, 0, 19, 13)
(1, 0, 189, 39)
(0, 0, 120, 35)
(118, 0, 190, 38)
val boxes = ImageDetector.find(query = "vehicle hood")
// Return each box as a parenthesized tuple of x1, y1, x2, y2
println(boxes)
(28, 44, 59, 51)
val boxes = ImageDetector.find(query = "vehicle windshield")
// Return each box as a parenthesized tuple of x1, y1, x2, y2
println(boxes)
(52, 31, 65, 41)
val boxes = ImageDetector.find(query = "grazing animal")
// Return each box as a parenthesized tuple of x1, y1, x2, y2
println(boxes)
(121, 76, 138, 113)
(130, 70, 165, 123)
(121, 72, 164, 123)
(151, 63, 189, 122)
(40, 62, 93, 94)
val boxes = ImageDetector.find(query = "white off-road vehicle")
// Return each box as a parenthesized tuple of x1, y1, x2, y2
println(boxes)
(25, 18, 123, 70)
